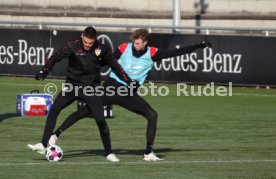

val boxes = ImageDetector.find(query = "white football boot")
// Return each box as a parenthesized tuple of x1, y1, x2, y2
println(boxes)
(143, 152, 163, 161)
(48, 134, 58, 146)
(27, 143, 46, 155)
(106, 154, 120, 162)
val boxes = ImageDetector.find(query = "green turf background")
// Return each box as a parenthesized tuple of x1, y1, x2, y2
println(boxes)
(0, 77, 276, 178)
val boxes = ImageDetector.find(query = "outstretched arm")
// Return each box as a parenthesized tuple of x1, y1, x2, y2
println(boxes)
(35, 41, 75, 80)
(152, 41, 212, 62)
(101, 46, 131, 84)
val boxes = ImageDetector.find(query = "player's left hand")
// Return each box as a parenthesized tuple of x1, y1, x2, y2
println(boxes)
(197, 41, 212, 48)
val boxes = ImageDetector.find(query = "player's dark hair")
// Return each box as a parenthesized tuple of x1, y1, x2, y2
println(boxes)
(83, 26, 97, 39)
(132, 29, 149, 42)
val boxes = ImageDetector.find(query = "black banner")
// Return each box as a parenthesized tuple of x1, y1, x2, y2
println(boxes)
(1, 28, 276, 86)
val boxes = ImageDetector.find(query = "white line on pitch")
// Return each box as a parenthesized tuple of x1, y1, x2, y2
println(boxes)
(164, 90, 276, 97)
(233, 93, 276, 97)
(0, 82, 44, 86)
(1, 160, 276, 166)
(2, 82, 276, 98)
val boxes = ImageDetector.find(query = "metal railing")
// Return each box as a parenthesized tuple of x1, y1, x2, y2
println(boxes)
(0, 20, 276, 36)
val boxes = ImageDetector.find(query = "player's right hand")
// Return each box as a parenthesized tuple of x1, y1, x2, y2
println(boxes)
(35, 69, 48, 80)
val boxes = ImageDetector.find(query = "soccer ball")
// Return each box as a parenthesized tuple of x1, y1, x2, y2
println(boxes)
(45, 145, 63, 162)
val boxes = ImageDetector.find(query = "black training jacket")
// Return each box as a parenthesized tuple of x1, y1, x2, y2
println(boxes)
(43, 38, 129, 86)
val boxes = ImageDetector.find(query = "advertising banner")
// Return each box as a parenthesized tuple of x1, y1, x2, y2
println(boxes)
(1, 28, 275, 86)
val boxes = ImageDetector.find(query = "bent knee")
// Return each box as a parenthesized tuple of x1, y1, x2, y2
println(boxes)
(151, 110, 158, 121)
(144, 109, 158, 121)
(49, 104, 62, 115)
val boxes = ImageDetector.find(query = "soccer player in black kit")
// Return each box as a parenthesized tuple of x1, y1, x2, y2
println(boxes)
(27, 26, 133, 162)
(47, 29, 212, 161)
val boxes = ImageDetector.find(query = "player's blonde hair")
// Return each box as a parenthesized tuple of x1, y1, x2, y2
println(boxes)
(132, 29, 149, 42)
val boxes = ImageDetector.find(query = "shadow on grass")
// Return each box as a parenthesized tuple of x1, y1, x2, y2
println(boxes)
(63, 148, 230, 159)
(0, 113, 18, 122)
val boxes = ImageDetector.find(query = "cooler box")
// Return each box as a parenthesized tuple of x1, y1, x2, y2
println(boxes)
(16, 91, 53, 116)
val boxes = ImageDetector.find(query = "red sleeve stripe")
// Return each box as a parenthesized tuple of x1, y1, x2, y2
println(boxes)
(64, 39, 79, 49)
(150, 47, 158, 57)
(115, 59, 129, 81)
(68, 39, 79, 45)
(118, 43, 128, 53)
(43, 68, 49, 72)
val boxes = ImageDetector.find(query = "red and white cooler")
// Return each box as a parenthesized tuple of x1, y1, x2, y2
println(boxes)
(16, 92, 53, 116)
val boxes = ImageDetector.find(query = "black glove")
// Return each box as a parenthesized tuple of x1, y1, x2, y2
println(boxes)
(35, 69, 48, 80)
(197, 41, 212, 48)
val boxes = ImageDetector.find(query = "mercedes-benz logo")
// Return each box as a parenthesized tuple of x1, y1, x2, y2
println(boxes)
(98, 34, 114, 76)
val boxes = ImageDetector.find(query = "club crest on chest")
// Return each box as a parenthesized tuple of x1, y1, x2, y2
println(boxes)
(95, 48, 101, 56)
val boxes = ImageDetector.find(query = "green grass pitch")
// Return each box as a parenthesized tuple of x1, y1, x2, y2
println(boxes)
(0, 76, 276, 178)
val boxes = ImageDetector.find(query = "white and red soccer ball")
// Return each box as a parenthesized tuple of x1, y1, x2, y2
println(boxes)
(45, 145, 63, 162)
